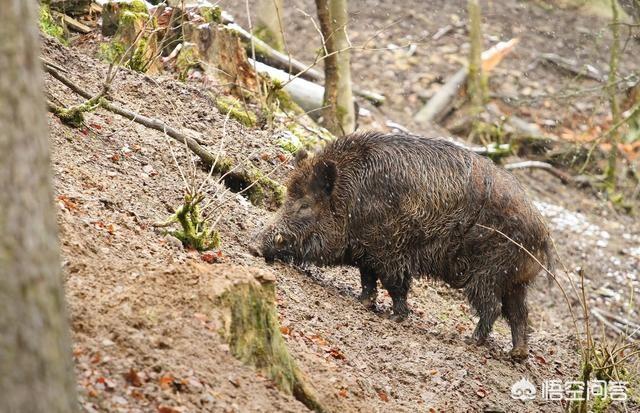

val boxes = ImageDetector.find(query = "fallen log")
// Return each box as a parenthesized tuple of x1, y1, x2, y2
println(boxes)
(414, 38, 519, 125)
(227, 22, 385, 105)
(540, 53, 605, 82)
(51, 11, 93, 34)
(250, 59, 324, 117)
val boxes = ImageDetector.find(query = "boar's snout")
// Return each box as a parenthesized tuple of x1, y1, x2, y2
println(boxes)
(260, 229, 287, 263)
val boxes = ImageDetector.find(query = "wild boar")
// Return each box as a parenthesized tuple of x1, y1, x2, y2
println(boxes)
(261, 132, 552, 360)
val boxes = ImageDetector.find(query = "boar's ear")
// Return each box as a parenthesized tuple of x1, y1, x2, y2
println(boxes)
(311, 160, 338, 196)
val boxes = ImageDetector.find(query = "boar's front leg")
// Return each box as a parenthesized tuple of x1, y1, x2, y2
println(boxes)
(358, 267, 378, 310)
(380, 274, 411, 322)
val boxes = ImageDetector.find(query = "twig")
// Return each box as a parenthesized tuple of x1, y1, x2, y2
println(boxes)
(592, 308, 637, 342)
(580, 100, 640, 173)
(44, 61, 219, 166)
(504, 161, 573, 185)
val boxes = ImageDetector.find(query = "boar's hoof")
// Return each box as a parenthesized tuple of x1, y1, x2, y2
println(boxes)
(464, 335, 487, 346)
(509, 346, 529, 362)
(387, 312, 409, 323)
(358, 293, 377, 310)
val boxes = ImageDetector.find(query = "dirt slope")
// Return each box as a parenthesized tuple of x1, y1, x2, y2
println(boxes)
(43, 1, 639, 412)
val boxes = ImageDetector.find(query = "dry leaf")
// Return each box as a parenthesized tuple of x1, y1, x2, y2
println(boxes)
(159, 374, 174, 389)
(328, 348, 346, 360)
(125, 368, 143, 387)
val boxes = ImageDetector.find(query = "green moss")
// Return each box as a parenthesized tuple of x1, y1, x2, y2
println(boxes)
(253, 24, 284, 52)
(128, 36, 149, 72)
(227, 168, 285, 207)
(102, 3, 158, 73)
(52, 106, 85, 128)
(39, 5, 66, 44)
(126, 0, 149, 14)
(286, 122, 332, 149)
(200, 5, 222, 23)
(99, 7, 152, 73)
(245, 171, 266, 206)
(50, 96, 105, 128)
(261, 176, 286, 206)
(277, 132, 302, 154)
(261, 78, 304, 116)
(246, 168, 286, 207)
(176, 43, 200, 80)
(215, 96, 257, 127)
(99, 40, 126, 65)
(161, 193, 220, 251)
(274, 88, 304, 115)
(214, 157, 234, 175)
(590, 394, 612, 413)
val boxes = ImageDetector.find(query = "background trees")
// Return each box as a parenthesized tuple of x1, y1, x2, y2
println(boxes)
(315, 0, 356, 136)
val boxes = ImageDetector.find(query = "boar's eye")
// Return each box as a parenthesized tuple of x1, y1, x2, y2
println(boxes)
(298, 202, 312, 212)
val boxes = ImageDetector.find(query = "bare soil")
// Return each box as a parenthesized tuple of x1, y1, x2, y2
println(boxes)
(44, 0, 639, 412)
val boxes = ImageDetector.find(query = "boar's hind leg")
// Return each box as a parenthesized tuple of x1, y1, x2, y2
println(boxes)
(380, 274, 411, 322)
(502, 284, 529, 361)
(358, 267, 378, 310)
(466, 276, 502, 345)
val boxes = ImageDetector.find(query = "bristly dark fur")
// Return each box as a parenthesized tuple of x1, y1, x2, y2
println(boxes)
(261, 131, 552, 360)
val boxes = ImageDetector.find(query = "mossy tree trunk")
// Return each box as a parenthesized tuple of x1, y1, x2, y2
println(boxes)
(605, 0, 621, 190)
(0, 1, 78, 412)
(255, 0, 286, 52)
(315, 0, 355, 136)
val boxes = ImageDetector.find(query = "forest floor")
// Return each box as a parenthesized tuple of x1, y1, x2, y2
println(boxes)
(45, 0, 639, 412)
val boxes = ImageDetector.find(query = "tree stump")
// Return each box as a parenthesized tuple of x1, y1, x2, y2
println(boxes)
(184, 21, 258, 95)
(197, 264, 325, 413)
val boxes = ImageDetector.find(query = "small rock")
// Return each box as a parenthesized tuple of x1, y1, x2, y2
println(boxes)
(112, 395, 127, 405)
(165, 234, 184, 250)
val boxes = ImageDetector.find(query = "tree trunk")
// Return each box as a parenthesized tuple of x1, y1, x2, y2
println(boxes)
(0, 1, 79, 412)
(606, 0, 621, 189)
(467, 0, 486, 141)
(255, 0, 286, 51)
(315, 0, 355, 136)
